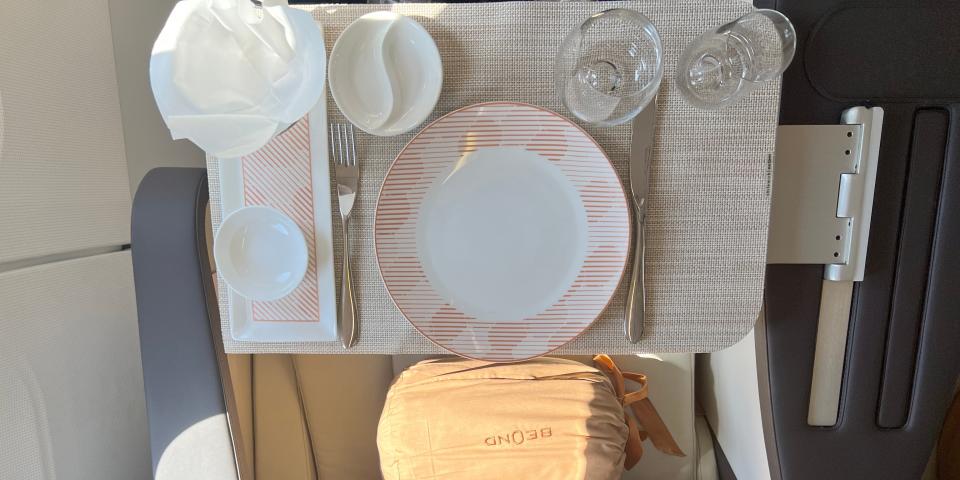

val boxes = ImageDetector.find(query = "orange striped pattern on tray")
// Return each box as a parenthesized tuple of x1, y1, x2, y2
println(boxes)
(374, 102, 630, 362)
(241, 118, 319, 323)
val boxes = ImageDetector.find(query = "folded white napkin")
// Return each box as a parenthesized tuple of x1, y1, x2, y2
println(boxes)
(150, 0, 325, 157)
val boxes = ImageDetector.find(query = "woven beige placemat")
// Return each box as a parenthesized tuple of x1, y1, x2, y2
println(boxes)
(209, 0, 778, 355)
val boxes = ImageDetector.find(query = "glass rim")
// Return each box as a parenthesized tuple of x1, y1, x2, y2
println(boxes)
(570, 8, 665, 99)
(717, 8, 797, 80)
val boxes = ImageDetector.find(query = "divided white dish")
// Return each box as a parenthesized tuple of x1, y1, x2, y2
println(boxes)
(328, 12, 442, 136)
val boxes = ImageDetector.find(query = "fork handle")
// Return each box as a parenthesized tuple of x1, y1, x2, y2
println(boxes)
(339, 218, 358, 348)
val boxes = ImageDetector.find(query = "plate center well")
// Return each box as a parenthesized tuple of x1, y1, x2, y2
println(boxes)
(416, 146, 589, 321)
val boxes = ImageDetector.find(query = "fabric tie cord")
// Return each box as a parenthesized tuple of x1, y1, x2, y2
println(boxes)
(593, 354, 686, 469)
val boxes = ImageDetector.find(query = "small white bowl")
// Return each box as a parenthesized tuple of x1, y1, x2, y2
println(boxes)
(328, 12, 442, 136)
(214, 206, 308, 301)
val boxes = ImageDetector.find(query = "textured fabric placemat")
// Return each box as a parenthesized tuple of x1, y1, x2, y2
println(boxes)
(209, 0, 779, 355)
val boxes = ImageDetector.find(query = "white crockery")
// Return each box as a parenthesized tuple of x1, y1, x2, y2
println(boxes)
(150, 0, 327, 157)
(214, 206, 308, 301)
(375, 102, 631, 362)
(328, 12, 442, 136)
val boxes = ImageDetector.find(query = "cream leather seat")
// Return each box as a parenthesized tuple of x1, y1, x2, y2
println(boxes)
(205, 196, 711, 479)
(225, 352, 715, 480)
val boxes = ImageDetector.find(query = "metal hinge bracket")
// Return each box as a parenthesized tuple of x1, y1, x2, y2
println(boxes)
(766, 106, 884, 427)
(767, 106, 884, 282)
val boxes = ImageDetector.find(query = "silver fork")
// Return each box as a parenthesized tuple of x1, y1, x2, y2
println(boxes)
(330, 123, 359, 348)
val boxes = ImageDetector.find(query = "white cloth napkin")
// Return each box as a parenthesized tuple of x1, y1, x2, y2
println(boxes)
(150, 0, 326, 157)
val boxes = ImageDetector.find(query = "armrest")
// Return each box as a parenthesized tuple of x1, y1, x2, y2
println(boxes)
(131, 167, 238, 479)
(762, 0, 960, 473)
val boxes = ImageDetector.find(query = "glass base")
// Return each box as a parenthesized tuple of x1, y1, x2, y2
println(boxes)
(576, 60, 624, 95)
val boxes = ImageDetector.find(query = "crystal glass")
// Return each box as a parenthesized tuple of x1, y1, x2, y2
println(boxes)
(555, 9, 663, 126)
(676, 9, 796, 109)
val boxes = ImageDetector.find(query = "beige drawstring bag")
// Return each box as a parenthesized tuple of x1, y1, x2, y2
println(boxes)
(377, 355, 684, 479)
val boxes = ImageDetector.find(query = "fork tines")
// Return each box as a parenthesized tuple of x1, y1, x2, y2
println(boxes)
(329, 123, 357, 166)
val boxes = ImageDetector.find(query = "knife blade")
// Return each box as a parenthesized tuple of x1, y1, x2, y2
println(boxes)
(625, 96, 658, 343)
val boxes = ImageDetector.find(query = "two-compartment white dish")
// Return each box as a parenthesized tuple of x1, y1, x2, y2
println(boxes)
(328, 12, 442, 136)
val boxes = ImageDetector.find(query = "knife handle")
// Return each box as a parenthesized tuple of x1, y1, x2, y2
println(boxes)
(625, 218, 645, 343)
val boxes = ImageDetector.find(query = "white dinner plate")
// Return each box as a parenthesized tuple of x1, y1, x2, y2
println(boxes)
(375, 102, 631, 362)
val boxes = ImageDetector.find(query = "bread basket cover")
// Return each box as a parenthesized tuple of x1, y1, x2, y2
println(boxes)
(377, 357, 628, 479)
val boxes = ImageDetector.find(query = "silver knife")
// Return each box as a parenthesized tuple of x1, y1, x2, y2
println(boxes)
(625, 96, 658, 343)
